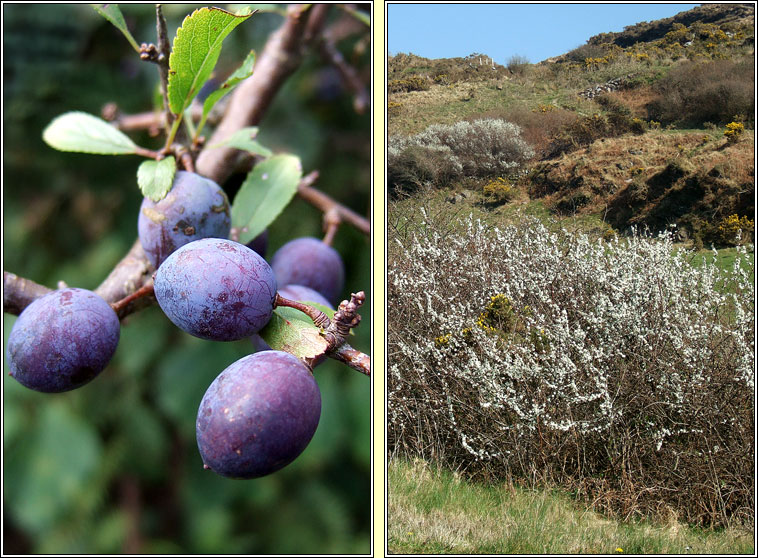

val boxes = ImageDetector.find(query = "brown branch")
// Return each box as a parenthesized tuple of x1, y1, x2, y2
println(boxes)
(110, 282, 156, 320)
(196, 4, 328, 185)
(318, 35, 369, 115)
(324, 291, 364, 348)
(322, 208, 340, 245)
(4, 4, 369, 346)
(155, 4, 173, 134)
(298, 178, 371, 237)
(94, 239, 154, 305)
(105, 106, 203, 135)
(3, 271, 53, 315)
(331, 343, 370, 376)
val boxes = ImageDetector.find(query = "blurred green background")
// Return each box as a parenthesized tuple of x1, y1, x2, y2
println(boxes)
(3, 3, 371, 554)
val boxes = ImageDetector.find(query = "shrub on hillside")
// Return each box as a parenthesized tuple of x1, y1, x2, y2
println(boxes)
(506, 54, 530, 75)
(482, 177, 515, 205)
(388, 76, 430, 93)
(646, 58, 754, 126)
(479, 106, 578, 160)
(388, 119, 534, 196)
(388, 210, 754, 528)
(565, 43, 611, 64)
(387, 141, 463, 196)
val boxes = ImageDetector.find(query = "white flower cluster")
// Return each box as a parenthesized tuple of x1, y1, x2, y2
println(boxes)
(388, 118, 535, 184)
(388, 213, 754, 491)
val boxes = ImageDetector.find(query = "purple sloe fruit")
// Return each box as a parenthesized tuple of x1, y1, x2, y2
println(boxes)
(138, 171, 231, 268)
(154, 238, 277, 341)
(196, 350, 321, 479)
(245, 229, 268, 259)
(6, 288, 120, 393)
(270, 237, 345, 304)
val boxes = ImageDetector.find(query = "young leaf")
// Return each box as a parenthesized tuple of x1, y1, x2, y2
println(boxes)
(196, 50, 256, 136)
(231, 154, 302, 245)
(42, 112, 137, 155)
(137, 157, 177, 202)
(167, 7, 252, 116)
(91, 4, 141, 52)
(208, 127, 273, 157)
(258, 305, 334, 360)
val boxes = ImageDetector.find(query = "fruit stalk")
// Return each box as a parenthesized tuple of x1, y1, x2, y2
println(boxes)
(274, 294, 331, 329)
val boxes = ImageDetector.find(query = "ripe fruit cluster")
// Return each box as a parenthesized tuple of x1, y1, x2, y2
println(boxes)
(7, 171, 355, 480)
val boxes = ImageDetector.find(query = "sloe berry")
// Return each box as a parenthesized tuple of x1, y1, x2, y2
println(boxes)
(270, 237, 345, 304)
(138, 171, 231, 268)
(154, 238, 277, 341)
(6, 288, 120, 393)
(196, 351, 321, 479)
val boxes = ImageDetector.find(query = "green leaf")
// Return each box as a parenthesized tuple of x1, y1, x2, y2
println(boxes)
(197, 50, 256, 136)
(259, 305, 333, 360)
(91, 4, 141, 51)
(137, 156, 176, 202)
(42, 112, 138, 155)
(209, 126, 273, 157)
(231, 154, 302, 244)
(167, 7, 252, 116)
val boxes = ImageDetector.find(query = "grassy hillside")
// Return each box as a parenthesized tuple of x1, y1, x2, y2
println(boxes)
(387, 4, 755, 247)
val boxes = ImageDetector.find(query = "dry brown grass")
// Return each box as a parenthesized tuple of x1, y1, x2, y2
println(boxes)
(604, 86, 661, 119)
(530, 129, 754, 233)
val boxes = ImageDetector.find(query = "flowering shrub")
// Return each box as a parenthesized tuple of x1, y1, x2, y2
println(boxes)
(388, 210, 754, 527)
(716, 213, 754, 245)
(388, 119, 534, 196)
(584, 56, 610, 70)
(482, 177, 515, 205)
(724, 121, 745, 143)
(388, 101, 403, 117)
(388, 76, 429, 93)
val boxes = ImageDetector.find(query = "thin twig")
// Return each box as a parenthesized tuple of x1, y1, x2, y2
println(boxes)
(110, 282, 156, 319)
(275, 294, 331, 329)
(318, 35, 369, 114)
(155, 4, 173, 134)
(298, 178, 370, 237)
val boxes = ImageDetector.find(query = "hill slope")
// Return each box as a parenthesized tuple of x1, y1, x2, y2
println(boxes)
(387, 4, 755, 246)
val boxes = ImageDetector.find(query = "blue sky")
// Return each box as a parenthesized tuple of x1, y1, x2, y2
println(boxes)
(388, 3, 700, 64)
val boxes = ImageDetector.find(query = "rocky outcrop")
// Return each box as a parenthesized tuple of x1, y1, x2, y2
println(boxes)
(578, 74, 636, 99)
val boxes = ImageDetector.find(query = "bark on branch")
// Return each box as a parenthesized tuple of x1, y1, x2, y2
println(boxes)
(196, 4, 329, 185)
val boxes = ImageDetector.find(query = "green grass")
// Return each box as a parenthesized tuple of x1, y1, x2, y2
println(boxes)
(388, 458, 755, 555)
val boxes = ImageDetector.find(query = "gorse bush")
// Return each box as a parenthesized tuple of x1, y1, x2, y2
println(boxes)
(388, 76, 429, 93)
(724, 121, 745, 143)
(388, 209, 754, 528)
(388, 119, 534, 196)
(482, 177, 515, 205)
(716, 213, 755, 246)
